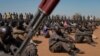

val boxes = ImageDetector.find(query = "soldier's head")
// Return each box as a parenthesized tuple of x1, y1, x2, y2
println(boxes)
(0, 26, 12, 38)
(0, 27, 7, 38)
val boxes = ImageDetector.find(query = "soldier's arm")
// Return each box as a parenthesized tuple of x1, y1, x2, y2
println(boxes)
(57, 36, 69, 42)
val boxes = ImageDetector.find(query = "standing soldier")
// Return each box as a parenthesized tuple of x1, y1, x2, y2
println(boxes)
(6, 12, 12, 26)
(10, 12, 18, 27)
(0, 13, 3, 26)
(0, 13, 2, 19)
(17, 13, 25, 30)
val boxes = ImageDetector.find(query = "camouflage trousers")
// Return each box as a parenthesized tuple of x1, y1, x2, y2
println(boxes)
(49, 41, 75, 53)
(75, 35, 94, 43)
(21, 43, 38, 56)
(0, 43, 38, 56)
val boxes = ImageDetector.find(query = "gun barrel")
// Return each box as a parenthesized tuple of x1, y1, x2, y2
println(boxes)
(14, 0, 60, 56)
(14, 12, 46, 56)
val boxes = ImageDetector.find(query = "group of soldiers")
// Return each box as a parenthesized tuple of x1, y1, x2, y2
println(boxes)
(0, 12, 37, 56)
(0, 12, 33, 28)
(39, 15, 98, 56)
(0, 12, 99, 56)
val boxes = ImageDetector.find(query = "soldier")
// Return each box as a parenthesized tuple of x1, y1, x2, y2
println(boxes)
(0, 13, 4, 26)
(0, 13, 2, 19)
(0, 25, 22, 55)
(49, 27, 83, 56)
(10, 12, 18, 27)
(17, 13, 25, 30)
(6, 12, 12, 25)
(24, 13, 32, 26)
(0, 24, 38, 56)
(75, 24, 96, 46)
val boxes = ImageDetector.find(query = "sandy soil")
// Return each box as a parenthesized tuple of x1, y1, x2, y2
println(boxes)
(33, 26, 100, 56)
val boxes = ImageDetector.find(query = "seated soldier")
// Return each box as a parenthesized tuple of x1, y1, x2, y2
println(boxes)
(0, 25, 22, 54)
(49, 27, 83, 56)
(0, 25, 38, 56)
(75, 25, 95, 46)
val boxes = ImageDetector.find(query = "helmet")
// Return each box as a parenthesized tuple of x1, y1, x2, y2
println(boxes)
(0, 26, 12, 37)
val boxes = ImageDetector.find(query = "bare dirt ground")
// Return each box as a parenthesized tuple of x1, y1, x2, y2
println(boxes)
(33, 26, 100, 56)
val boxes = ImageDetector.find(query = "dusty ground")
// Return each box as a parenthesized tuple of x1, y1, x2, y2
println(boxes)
(33, 26, 100, 56)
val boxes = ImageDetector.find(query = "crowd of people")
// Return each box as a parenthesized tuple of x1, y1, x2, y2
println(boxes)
(0, 12, 99, 56)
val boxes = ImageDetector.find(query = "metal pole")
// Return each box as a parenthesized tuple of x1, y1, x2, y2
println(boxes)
(27, 9, 41, 30)
(14, 12, 46, 56)
(14, 0, 60, 56)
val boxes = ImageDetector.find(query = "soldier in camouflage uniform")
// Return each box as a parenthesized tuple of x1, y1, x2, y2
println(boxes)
(75, 23, 95, 46)
(17, 13, 25, 30)
(0, 13, 4, 26)
(8, 12, 17, 28)
(49, 26, 83, 56)
(0, 24, 38, 56)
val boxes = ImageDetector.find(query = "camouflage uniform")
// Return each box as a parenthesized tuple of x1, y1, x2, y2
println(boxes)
(75, 25, 94, 44)
(49, 29, 80, 56)
(21, 43, 38, 56)
(0, 25, 38, 56)
(0, 26, 22, 54)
